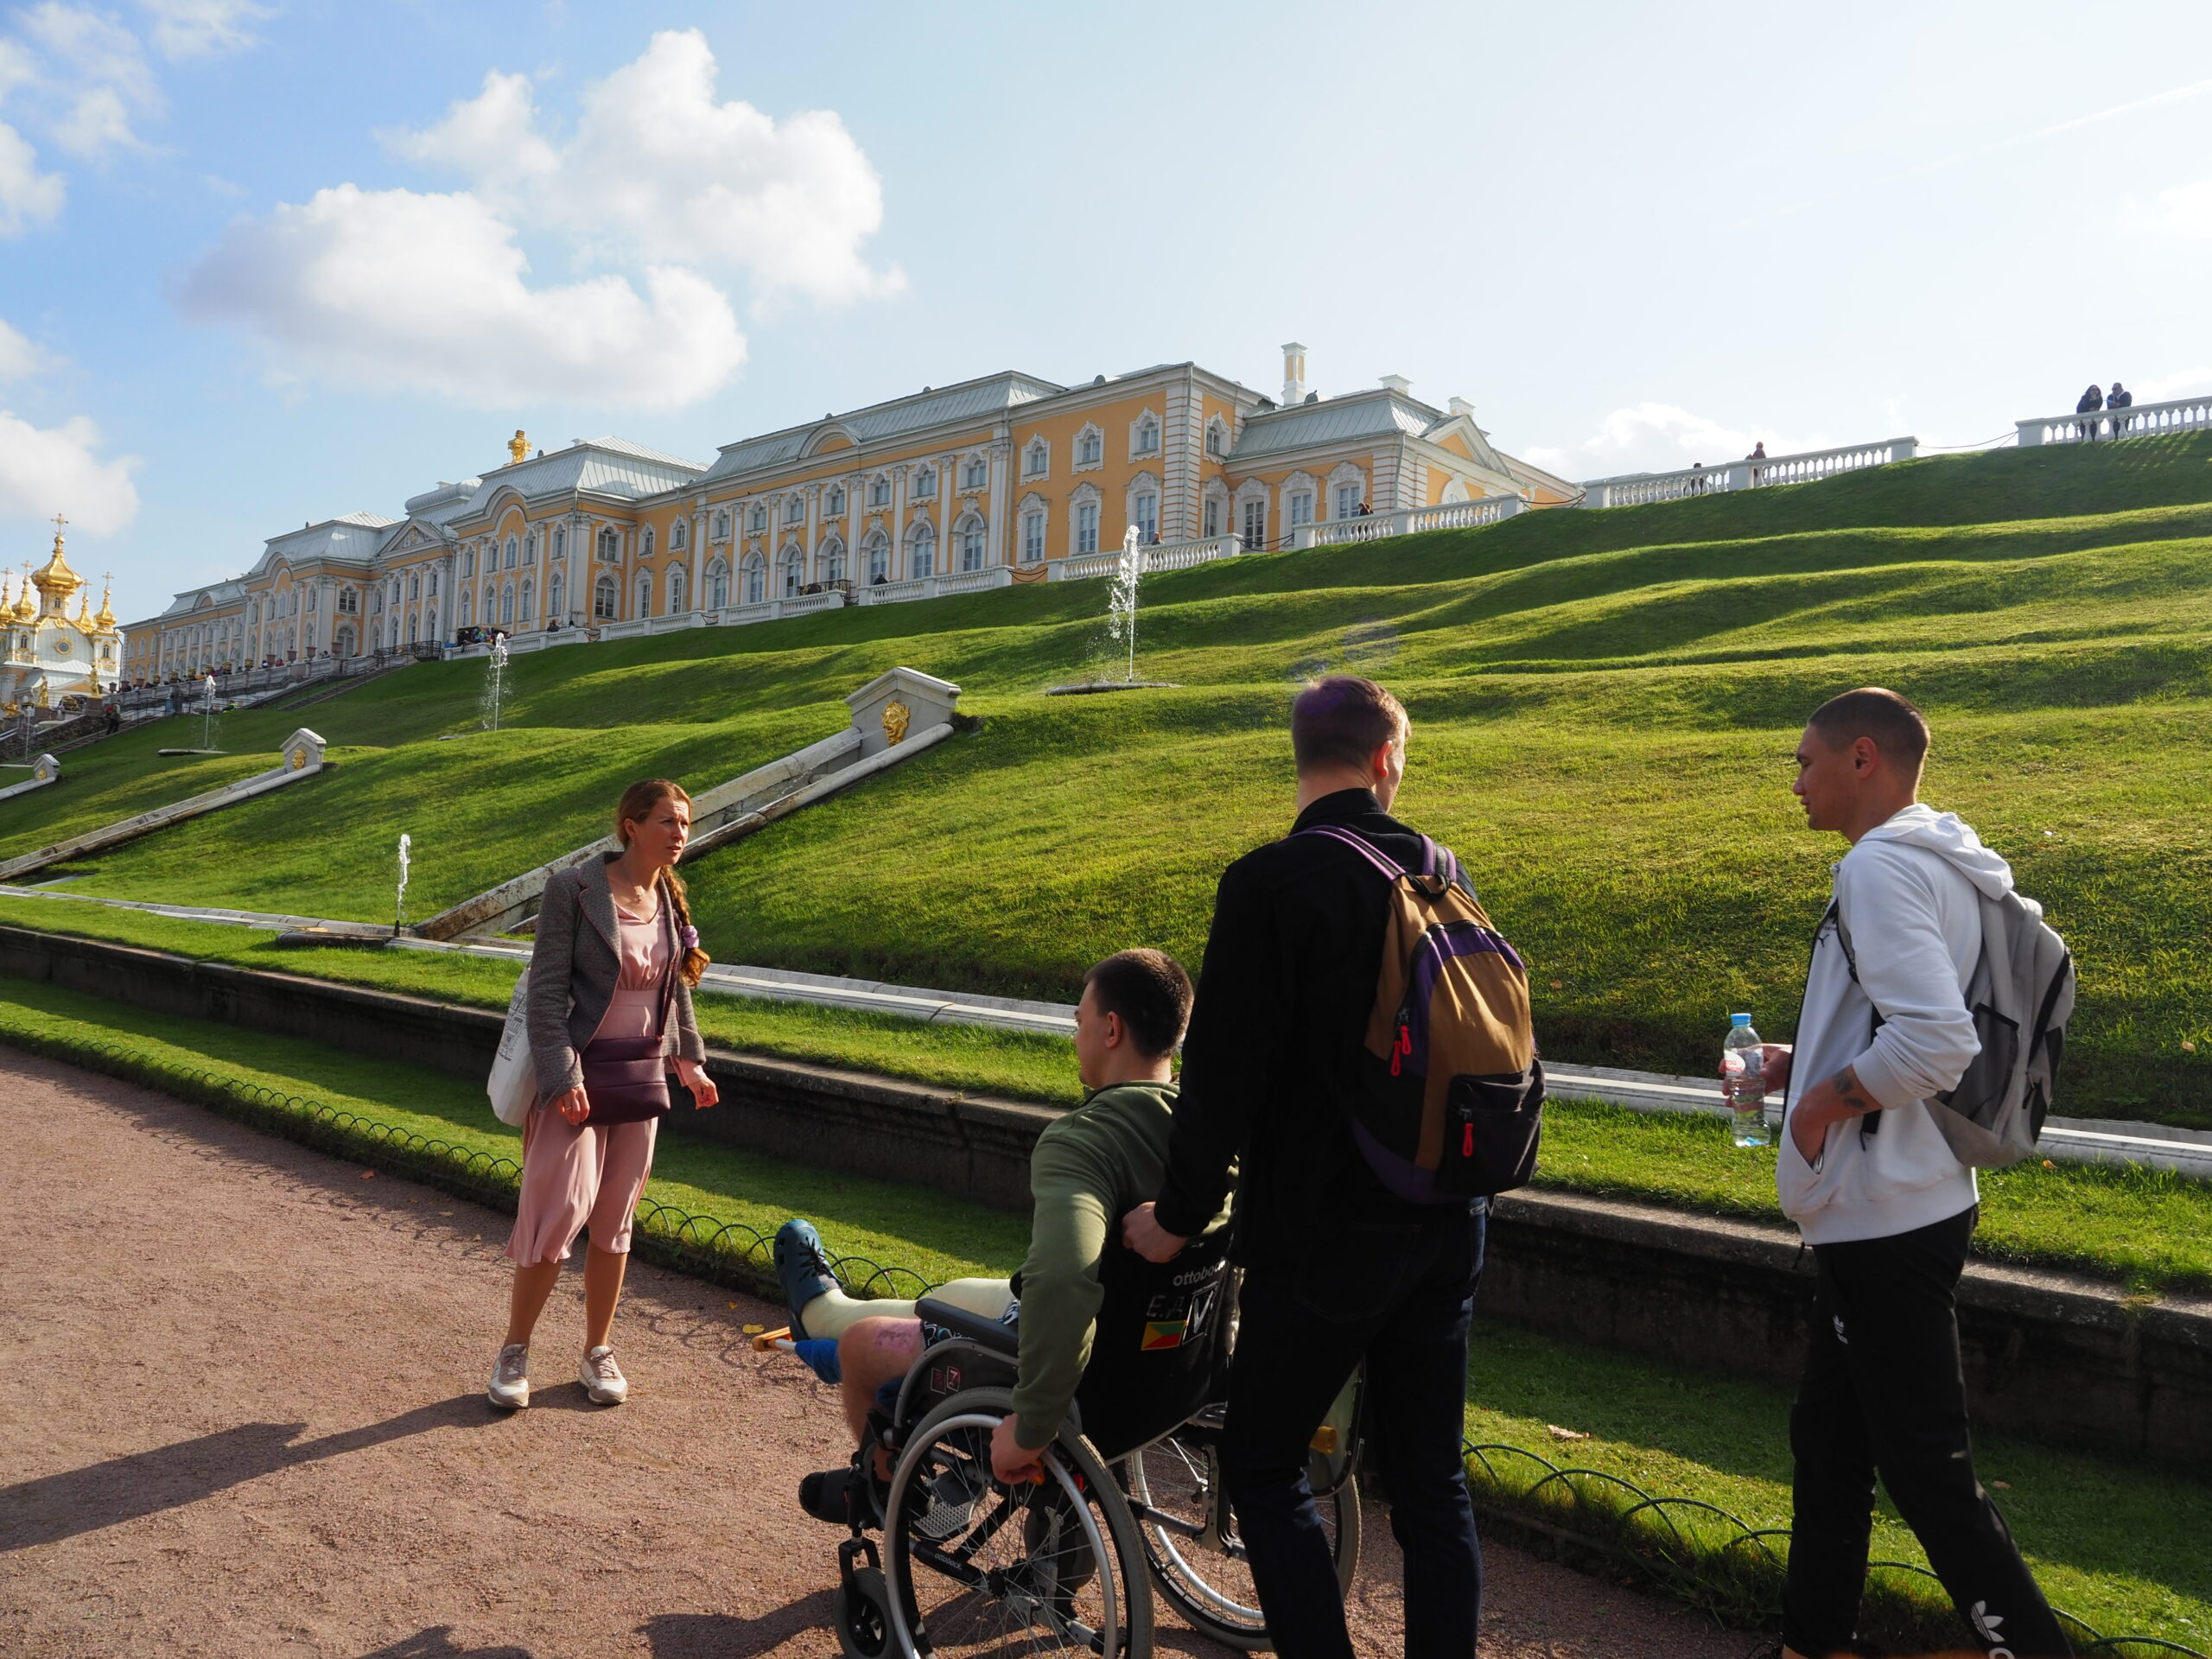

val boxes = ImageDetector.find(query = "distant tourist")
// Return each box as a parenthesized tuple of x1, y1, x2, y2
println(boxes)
(1124, 675, 1537, 1659)
(2075, 382, 2104, 441)
(1748, 441, 1768, 458)
(1757, 688, 2073, 1659)
(488, 779, 720, 1412)
(1356, 499, 1373, 516)
(2108, 380, 2133, 435)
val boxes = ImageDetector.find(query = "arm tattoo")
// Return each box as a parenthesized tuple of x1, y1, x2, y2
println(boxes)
(1827, 1066, 1878, 1115)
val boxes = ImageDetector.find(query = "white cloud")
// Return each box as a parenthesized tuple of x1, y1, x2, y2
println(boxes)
(0, 120, 66, 233)
(0, 409, 140, 533)
(1522, 403, 1831, 480)
(2157, 179, 2212, 237)
(11, 2, 163, 159)
(2135, 366, 2212, 402)
(0, 316, 60, 380)
(390, 29, 901, 306)
(175, 183, 748, 408)
(137, 0, 272, 60)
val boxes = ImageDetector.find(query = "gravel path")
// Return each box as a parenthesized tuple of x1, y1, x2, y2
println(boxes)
(0, 1049, 1754, 1659)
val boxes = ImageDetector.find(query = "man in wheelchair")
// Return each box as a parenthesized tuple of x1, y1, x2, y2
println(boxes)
(778, 948, 1233, 1526)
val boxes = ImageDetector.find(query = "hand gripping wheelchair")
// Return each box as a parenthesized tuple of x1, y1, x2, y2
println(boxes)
(817, 1233, 1363, 1659)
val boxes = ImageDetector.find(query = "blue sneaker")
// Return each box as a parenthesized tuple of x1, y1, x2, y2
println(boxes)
(774, 1218, 842, 1338)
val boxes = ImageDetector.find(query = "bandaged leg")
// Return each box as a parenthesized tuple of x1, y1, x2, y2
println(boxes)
(796, 1277, 1017, 1340)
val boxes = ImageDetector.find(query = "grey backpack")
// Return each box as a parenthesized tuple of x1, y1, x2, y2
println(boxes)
(1834, 888, 2075, 1168)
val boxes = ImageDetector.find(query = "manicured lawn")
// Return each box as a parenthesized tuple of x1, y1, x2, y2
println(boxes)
(7, 431, 2212, 1123)
(3, 980, 2204, 1654)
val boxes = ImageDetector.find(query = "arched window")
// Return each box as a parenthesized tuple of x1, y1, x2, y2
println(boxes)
(635, 572, 652, 616)
(714, 510, 730, 540)
(1077, 426, 1103, 467)
(742, 551, 766, 604)
(671, 518, 688, 550)
(820, 536, 846, 584)
(553, 526, 566, 560)
(597, 526, 619, 562)
(749, 504, 767, 533)
(460, 590, 474, 627)
(548, 573, 564, 619)
(408, 575, 420, 601)
(779, 548, 804, 596)
(1134, 490, 1160, 541)
(501, 583, 515, 626)
(865, 531, 889, 583)
(524, 531, 537, 563)
(1024, 439, 1049, 478)
(461, 548, 475, 578)
(482, 582, 495, 620)
(705, 557, 729, 607)
(957, 515, 986, 571)
(869, 475, 891, 507)
(913, 467, 937, 500)
(593, 575, 617, 620)
(963, 456, 988, 491)
(908, 520, 937, 579)
(505, 536, 518, 569)
(1205, 416, 1230, 459)
(785, 494, 804, 526)
(667, 565, 687, 613)
(641, 526, 655, 559)
(519, 577, 533, 619)
(1021, 506, 1046, 563)
(336, 626, 353, 658)
(827, 484, 846, 517)
(407, 614, 418, 645)
(424, 603, 437, 637)
(1135, 415, 1159, 455)
(428, 571, 439, 596)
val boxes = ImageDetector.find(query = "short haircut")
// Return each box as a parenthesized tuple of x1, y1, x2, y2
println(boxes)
(1806, 687, 1930, 771)
(1083, 949, 1194, 1059)
(1292, 676, 1408, 774)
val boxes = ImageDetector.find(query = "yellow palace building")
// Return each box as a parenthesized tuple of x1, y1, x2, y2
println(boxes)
(123, 346, 1575, 682)
(3, 521, 123, 712)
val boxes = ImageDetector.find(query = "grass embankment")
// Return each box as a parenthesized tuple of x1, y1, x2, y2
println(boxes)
(2, 893, 2206, 1295)
(9, 434, 2212, 1122)
(1, 976, 2203, 1654)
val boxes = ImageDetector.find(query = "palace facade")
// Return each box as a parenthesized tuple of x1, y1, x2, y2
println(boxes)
(3, 524, 123, 711)
(123, 346, 1575, 683)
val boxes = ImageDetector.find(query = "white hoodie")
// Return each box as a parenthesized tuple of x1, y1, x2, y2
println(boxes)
(1777, 803, 2012, 1245)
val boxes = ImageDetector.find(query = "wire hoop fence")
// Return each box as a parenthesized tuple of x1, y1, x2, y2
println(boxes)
(7, 1023, 2202, 1659)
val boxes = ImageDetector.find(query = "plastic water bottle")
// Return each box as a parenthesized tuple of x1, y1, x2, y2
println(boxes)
(1722, 1014, 1771, 1148)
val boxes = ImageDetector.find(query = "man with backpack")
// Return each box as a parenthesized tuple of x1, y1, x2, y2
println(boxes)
(1123, 675, 1539, 1659)
(1764, 687, 2072, 1659)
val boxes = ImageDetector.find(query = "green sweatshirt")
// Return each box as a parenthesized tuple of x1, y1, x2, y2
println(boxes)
(1008, 1078, 1230, 1449)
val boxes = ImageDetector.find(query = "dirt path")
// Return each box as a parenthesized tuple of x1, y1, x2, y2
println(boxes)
(0, 1050, 1755, 1659)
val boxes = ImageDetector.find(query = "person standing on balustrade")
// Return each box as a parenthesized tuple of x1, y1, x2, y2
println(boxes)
(486, 779, 720, 1411)
(2074, 383, 2103, 440)
(2107, 381, 2133, 436)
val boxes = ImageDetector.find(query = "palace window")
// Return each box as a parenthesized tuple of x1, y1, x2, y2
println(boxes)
(704, 558, 728, 608)
(1022, 512, 1045, 563)
(667, 566, 686, 613)
(505, 536, 518, 569)
(1242, 497, 1267, 550)
(750, 505, 767, 533)
(1076, 502, 1099, 555)
(827, 484, 846, 516)
(1288, 490, 1314, 528)
(963, 456, 987, 491)
(913, 467, 937, 500)
(593, 575, 617, 620)
(671, 519, 688, 550)
(597, 527, 619, 562)
(339, 588, 358, 613)
(408, 575, 420, 601)
(743, 551, 766, 604)
(780, 550, 803, 596)
(635, 572, 652, 615)
(461, 590, 474, 627)
(1134, 492, 1159, 541)
(1024, 439, 1049, 479)
(960, 520, 985, 571)
(549, 573, 565, 618)
(553, 526, 566, 559)
(714, 510, 731, 540)
(1205, 417, 1229, 458)
(461, 549, 475, 578)
(1204, 496, 1223, 537)
(524, 531, 537, 563)
(865, 532, 889, 583)
(821, 537, 846, 584)
(870, 476, 891, 507)
(1134, 415, 1160, 456)
(502, 584, 516, 626)
(519, 577, 533, 618)
(1335, 485, 1359, 519)
(910, 522, 937, 578)
(785, 494, 805, 526)
(1077, 428, 1103, 467)
(640, 527, 654, 559)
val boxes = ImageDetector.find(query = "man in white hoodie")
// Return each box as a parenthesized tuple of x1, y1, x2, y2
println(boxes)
(1764, 688, 2069, 1659)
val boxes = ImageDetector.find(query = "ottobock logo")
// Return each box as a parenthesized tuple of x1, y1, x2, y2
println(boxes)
(1833, 1314, 1849, 1346)
(1970, 1599, 2015, 1657)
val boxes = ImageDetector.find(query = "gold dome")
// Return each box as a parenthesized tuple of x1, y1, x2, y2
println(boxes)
(95, 584, 116, 631)
(31, 521, 85, 609)
(10, 573, 33, 624)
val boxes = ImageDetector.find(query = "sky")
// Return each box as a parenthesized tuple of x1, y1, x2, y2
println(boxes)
(3, 0, 2210, 623)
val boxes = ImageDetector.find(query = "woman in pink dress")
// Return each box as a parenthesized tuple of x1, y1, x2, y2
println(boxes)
(488, 779, 721, 1409)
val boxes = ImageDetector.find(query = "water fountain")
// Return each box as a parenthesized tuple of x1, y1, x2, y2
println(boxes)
(480, 634, 511, 731)
(1045, 527, 1179, 696)
(200, 673, 221, 752)
(393, 832, 412, 938)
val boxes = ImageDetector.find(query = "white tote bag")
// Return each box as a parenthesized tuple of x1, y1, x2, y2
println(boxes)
(486, 968, 539, 1127)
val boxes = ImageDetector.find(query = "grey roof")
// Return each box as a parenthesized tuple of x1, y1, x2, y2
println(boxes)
(157, 578, 248, 618)
(1229, 389, 1440, 461)
(260, 513, 401, 569)
(403, 479, 483, 521)
(702, 372, 1065, 482)
(474, 437, 706, 504)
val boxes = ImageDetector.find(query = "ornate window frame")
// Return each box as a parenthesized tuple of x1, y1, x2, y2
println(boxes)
(666, 564, 687, 613)
(671, 518, 689, 550)
(953, 510, 987, 572)
(1281, 470, 1319, 531)
(1235, 478, 1270, 550)
(640, 526, 655, 559)
(1022, 437, 1050, 480)
(826, 483, 847, 518)
(906, 514, 938, 578)
(712, 509, 730, 542)
(912, 465, 938, 501)
(868, 474, 893, 508)
(1073, 423, 1104, 472)
(703, 557, 729, 608)
(1201, 478, 1230, 538)
(863, 529, 890, 583)
(593, 574, 617, 620)
(960, 453, 989, 493)
(1128, 408, 1161, 460)
(818, 534, 847, 584)
(749, 503, 768, 534)
(518, 576, 533, 619)
(1327, 461, 1368, 519)
(1069, 481, 1103, 556)
(1126, 471, 1162, 542)
(1204, 414, 1231, 460)
(778, 543, 805, 596)
(1017, 492, 1049, 563)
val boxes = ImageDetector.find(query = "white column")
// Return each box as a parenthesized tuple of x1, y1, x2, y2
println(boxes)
(987, 435, 1010, 566)
(891, 467, 910, 579)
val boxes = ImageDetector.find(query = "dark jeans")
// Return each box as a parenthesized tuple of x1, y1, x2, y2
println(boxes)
(1222, 1196, 1486, 1659)
(1783, 1205, 2071, 1658)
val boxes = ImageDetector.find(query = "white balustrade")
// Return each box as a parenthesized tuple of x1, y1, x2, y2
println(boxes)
(2015, 394, 2212, 447)
(1578, 437, 1918, 508)
(931, 567, 1015, 597)
(858, 577, 932, 606)
(1291, 495, 1528, 549)
(1051, 534, 1242, 582)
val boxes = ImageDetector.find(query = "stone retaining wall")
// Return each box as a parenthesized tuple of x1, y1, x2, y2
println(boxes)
(3, 921, 2205, 1471)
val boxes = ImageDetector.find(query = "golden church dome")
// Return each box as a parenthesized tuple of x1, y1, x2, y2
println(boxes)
(10, 575, 33, 624)
(31, 522, 86, 608)
(95, 585, 117, 631)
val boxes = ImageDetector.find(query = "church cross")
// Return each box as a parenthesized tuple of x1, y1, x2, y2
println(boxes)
(51, 513, 67, 531)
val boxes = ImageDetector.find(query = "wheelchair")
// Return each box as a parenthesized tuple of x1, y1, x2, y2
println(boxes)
(822, 1273, 1363, 1659)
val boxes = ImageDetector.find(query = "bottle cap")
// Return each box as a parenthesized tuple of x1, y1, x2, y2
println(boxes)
(1731, 1013, 1752, 1026)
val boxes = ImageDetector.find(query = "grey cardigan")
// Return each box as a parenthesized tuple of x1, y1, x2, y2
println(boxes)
(527, 852, 707, 1102)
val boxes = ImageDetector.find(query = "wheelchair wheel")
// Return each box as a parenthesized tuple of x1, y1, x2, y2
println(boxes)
(836, 1566, 894, 1659)
(882, 1387, 1151, 1659)
(1122, 1420, 1361, 1649)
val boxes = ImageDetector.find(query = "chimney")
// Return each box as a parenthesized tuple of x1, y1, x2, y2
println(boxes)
(1380, 375, 1413, 397)
(1281, 342, 1308, 407)
(1448, 397, 1474, 418)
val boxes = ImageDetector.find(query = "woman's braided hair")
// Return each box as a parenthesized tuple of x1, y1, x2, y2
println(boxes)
(614, 778, 710, 987)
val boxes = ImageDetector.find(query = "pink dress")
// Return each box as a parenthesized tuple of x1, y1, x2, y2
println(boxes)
(503, 901, 671, 1267)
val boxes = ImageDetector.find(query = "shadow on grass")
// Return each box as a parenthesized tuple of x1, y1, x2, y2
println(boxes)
(0, 1396, 496, 1550)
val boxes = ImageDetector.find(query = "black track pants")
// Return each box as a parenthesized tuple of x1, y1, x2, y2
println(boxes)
(1782, 1205, 2072, 1658)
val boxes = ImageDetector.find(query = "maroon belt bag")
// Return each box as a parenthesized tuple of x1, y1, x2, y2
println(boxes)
(579, 1035, 671, 1124)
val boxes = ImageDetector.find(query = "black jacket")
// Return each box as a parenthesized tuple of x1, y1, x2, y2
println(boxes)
(1155, 788, 1474, 1258)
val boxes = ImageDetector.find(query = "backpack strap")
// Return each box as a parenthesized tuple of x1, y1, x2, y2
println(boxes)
(1297, 823, 1408, 882)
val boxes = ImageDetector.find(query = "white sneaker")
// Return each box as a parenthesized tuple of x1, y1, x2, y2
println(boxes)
(488, 1342, 531, 1410)
(580, 1344, 628, 1405)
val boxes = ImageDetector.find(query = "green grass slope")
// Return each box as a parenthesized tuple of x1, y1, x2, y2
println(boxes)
(12, 431, 2212, 1122)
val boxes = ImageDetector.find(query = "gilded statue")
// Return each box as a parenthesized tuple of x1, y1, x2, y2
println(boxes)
(882, 700, 911, 747)
(508, 429, 530, 465)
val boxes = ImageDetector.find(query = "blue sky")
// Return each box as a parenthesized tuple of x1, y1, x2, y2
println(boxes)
(3, 0, 2210, 622)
